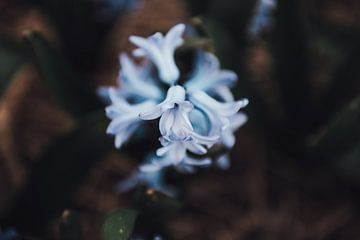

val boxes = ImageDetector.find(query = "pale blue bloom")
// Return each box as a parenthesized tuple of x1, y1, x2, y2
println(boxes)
(100, 23, 249, 178)
(248, 0, 277, 38)
(105, 87, 157, 148)
(129, 24, 185, 85)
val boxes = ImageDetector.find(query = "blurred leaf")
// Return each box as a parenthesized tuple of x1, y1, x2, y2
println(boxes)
(25, 32, 101, 118)
(102, 209, 138, 240)
(60, 210, 83, 240)
(2, 111, 112, 236)
(0, 38, 28, 96)
(319, 45, 360, 124)
(309, 97, 360, 158)
(178, 37, 214, 53)
(335, 143, 360, 181)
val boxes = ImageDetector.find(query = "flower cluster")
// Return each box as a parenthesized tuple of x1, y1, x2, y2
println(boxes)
(100, 23, 248, 181)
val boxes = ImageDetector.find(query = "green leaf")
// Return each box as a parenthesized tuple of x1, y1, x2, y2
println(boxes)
(24, 32, 100, 118)
(335, 143, 360, 181)
(308, 97, 360, 158)
(60, 210, 83, 240)
(102, 209, 138, 240)
(0, 38, 28, 96)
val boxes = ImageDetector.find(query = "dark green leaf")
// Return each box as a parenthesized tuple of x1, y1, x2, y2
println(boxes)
(335, 143, 360, 181)
(102, 209, 138, 240)
(308, 97, 360, 158)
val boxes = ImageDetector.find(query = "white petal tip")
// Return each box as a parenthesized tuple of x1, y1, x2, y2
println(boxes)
(237, 98, 249, 109)
(139, 164, 162, 172)
(172, 23, 186, 32)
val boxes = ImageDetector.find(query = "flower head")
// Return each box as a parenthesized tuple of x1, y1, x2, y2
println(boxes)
(99, 23, 249, 187)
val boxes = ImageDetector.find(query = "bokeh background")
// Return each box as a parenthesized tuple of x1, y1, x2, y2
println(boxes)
(0, 0, 359, 239)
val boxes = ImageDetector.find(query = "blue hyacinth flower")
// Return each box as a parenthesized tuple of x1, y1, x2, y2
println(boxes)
(100, 23, 249, 180)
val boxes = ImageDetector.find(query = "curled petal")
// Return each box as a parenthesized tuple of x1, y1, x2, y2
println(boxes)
(159, 110, 175, 136)
(139, 85, 187, 120)
(222, 113, 248, 148)
(183, 141, 207, 155)
(190, 131, 219, 146)
(129, 24, 185, 85)
(190, 91, 248, 117)
(139, 105, 164, 120)
(189, 90, 248, 147)
(105, 89, 157, 148)
(183, 157, 212, 166)
(185, 51, 237, 93)
(118, 53, 163, 101)
(97, 54, 163, 103)
(210, 85, 235, 102)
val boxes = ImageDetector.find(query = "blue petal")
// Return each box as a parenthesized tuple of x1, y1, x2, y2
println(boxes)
(105, 89, 157, 148)
(118, 53, 163, 101)
(248, 0, 277, 38)
(185, 51, 237, 93)
(129, 24, 185, 85)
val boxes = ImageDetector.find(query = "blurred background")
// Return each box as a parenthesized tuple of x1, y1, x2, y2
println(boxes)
(0, 0, 359, 239)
